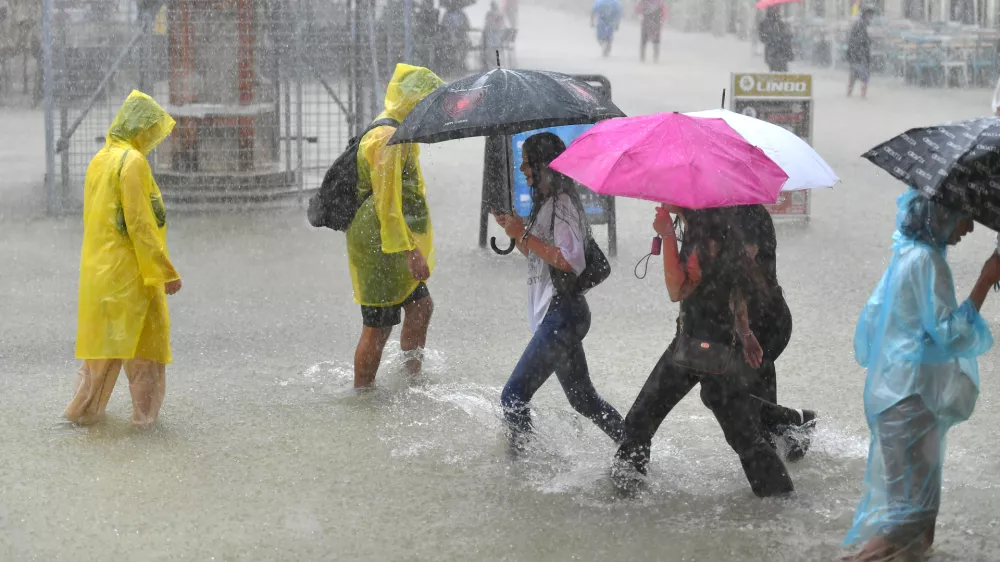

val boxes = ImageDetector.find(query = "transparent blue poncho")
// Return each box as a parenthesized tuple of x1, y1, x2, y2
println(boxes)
(845, 191, 993, 548)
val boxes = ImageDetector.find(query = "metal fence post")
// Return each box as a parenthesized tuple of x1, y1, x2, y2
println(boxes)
(403, 0, 413, 62)
(42, 0, 56, 215)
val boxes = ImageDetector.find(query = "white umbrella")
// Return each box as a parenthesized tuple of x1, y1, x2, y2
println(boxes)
(685, 108, 839, 192)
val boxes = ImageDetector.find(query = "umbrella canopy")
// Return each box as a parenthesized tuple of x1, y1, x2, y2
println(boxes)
(863, 117, 1000, 230)
(548, 113, 788, 209)
(686, 108, 838, 191)
(387, 69, 625, 145)
(755, 0, 802, 9)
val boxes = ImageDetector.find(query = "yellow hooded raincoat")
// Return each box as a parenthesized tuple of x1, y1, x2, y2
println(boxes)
(76, 90, 179, 365)
(347, 64, 444, 306)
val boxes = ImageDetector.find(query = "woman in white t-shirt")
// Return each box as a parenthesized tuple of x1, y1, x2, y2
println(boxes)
(493, 133, 624, 449)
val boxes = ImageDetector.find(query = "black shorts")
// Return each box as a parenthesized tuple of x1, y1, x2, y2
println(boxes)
(360, 283, 430, 329)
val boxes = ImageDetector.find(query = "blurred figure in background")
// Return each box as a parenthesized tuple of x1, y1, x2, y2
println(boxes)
(636, 0, 666, 63)
(591, 0, 622, 58)
(414, 0, 440, 69)
(847, 6, 875, 98)
(482, 1, 507, 70)
(438, 0, 472, 76)
(758, 7, 792, 72)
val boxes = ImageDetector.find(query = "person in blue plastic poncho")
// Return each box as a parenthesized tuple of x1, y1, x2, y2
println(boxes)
(591, 0, 621, 57)
(844, 191, 1000, 561)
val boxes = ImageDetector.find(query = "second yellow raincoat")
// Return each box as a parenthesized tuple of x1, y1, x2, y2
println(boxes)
(76, 90, 179, 365)
(347, 64, 444, 306)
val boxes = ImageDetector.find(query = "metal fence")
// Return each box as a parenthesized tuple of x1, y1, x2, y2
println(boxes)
(42, 0, 378, 213)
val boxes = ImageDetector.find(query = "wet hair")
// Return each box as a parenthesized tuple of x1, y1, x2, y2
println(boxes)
(522, 132, 591, 238)
(678, 207, 770, 304)
(897, 192, 965, 248)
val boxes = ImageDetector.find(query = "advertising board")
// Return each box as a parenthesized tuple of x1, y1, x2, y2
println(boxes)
(731, 73, 814, 219)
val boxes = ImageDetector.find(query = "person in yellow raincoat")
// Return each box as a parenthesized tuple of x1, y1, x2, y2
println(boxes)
(64, 90, 182, 427)
(348, 63, 444, 388)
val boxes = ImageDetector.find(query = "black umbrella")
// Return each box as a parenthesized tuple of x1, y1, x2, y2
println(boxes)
(863, 117, 1000, 230)
(388, 67, 625, 253)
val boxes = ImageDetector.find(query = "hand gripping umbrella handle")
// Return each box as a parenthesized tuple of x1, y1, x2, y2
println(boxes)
(491, 236, 516, 255)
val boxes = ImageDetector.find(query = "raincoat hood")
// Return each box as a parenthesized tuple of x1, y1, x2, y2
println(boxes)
(380, 64, 445, 122)
(108, 90, 176, 155)
(894, 191, 964, 251)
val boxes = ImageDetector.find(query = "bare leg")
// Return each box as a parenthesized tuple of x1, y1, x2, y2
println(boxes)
(63, 359, 123, 424)
(848, 75, 856, 96)
(400, 295, 433, 376)
(861, 82, 868, 99)
(124, 358, 166, 428)
(355, 326, 393, 388)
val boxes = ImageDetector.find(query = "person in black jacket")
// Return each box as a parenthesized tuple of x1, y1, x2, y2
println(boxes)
(758, 7, 793, 72)
(734, 205, 817, 461)
(847, 7, 875, 98)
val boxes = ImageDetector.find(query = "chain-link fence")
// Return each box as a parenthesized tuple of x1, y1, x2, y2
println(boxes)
(43, 0, 378, 212)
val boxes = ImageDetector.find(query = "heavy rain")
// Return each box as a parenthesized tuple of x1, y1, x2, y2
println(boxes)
(2, 0, 1000, 560)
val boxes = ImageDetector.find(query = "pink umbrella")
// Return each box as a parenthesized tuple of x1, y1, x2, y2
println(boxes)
(755, 0, 802, 9)
(548, 113, 788, 209)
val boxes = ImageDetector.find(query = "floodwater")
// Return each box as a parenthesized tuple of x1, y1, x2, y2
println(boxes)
(3, 3, 1000, 561)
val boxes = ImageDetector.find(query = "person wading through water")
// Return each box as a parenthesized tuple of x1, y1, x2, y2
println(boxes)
(613, 206, 794, 497)
(493, 133, 624, 451)
(734, 204, 817, 461)
(347, 64, 444, 389)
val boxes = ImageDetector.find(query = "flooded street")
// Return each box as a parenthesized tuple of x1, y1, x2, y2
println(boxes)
(3, 3, 1000, 560)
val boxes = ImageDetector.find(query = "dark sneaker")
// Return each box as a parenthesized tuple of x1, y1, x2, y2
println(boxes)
(784, 409, 817, 463)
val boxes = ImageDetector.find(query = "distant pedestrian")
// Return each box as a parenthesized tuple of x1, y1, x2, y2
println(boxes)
(847, 6, 875, 98)
(414, 0, 440, 68)
(591, 0, 622, 58)
(481, 1, 507, 70)
(758, 7, 792, 72)
(65, 90, 181, 428)
(636, 0, 666, 63)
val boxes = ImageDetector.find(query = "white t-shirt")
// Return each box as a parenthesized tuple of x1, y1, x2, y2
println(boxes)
(525, 194, 588, 333)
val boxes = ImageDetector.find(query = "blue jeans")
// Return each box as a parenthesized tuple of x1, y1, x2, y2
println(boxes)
(500, 295, 624, 442)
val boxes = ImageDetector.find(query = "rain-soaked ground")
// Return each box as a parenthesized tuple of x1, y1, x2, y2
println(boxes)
(3, 4, 1000, 561)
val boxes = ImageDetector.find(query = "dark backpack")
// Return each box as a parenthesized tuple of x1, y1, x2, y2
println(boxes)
(307, 118, 400, 231)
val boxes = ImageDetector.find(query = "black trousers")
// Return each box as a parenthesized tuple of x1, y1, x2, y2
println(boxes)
(616, 342, 794, 497)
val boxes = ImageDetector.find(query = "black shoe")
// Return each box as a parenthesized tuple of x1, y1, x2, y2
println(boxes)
(784, 409, 817, 463)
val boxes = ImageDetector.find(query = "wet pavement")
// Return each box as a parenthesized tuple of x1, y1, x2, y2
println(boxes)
(2, 4, 1000, 561)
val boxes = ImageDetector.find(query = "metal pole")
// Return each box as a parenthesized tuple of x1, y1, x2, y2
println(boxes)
(42, 0, 56, 214)
(404, 0, 413, 62)
(366, 0, 381, 110)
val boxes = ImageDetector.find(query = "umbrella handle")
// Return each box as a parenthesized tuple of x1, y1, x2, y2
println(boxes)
(490, 236, 516, 255)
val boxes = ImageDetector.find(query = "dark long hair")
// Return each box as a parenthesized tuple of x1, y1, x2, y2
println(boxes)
(678, 207, 770, 305)
(521, 132, 590, 238)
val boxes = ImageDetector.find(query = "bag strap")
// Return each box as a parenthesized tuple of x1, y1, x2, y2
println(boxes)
(117, 149, 131, 180)
(365, 118, 400, 136)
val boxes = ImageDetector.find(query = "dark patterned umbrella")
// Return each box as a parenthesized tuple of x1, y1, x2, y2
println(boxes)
(387, 68, 625, 145)
(863, 117, 1000, 230)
